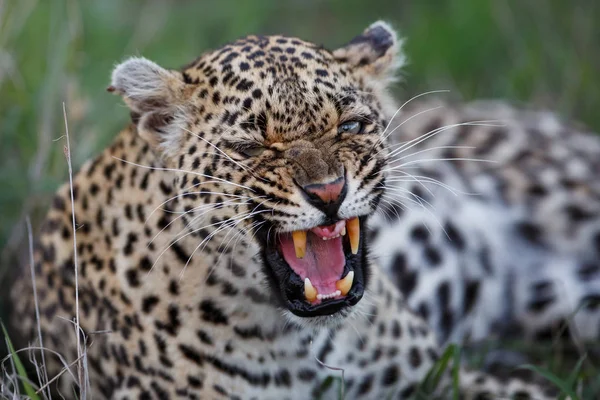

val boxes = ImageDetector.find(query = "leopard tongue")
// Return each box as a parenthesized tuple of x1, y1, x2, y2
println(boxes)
(279, 232, 345, 301)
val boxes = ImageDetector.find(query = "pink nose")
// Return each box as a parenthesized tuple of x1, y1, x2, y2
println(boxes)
(302, 177, 345, 204)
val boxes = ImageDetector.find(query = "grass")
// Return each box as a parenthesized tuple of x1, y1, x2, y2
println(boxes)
(413, 344, 461, 398)
(2, 322, 40, 400)
(313, 342, 597, 398)
(518, 357, 585, 400)
(1, 0, 599, 398)
(1, 104, 89, 398)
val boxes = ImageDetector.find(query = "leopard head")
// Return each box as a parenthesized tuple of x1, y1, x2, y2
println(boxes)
(110, 21, 403, 326)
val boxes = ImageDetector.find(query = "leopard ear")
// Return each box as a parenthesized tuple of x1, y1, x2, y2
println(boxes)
(333, 21, 405, 83)
(109, 57, 187, 150)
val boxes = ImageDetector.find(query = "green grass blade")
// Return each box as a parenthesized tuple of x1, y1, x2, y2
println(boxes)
(1, 321, 41, 400)
(562, 355, 586, 400)
(413, 344, 457, 398)
(518, 363, 579, 400)
(451, 345, 461, 400)
(316, 376, 334, 400)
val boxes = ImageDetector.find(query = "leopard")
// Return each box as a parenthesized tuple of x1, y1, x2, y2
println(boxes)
(10, 20, 598, 399)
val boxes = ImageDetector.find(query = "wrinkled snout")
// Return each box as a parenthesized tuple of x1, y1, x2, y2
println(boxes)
(287, 145, 346, 218)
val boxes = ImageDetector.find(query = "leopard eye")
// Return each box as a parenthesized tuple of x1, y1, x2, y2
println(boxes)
(337, 120, 363, 134)
(239, 145, 265, 158)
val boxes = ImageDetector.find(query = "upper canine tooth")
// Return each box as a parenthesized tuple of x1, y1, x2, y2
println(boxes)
(347, 217, 360, 254)
(335, 271, 354, 296)
(304, 278, 317, 302)
(341, 226, 347, 236)
(292, 230, 307, 259)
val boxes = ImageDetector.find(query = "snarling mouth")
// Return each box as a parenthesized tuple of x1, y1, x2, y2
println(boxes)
(261, 216, 368, 318)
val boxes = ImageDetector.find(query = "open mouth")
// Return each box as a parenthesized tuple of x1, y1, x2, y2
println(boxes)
(262, 216, 367, 318)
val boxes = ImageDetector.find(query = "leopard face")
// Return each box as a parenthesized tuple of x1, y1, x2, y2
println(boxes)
(109, 22, 403, 326)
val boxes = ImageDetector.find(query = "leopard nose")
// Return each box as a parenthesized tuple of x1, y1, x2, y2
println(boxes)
(301, 176, 347, 217)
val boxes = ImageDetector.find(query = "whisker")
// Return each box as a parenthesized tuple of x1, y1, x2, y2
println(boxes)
(386, 145, 475, 164)
(386, 123, 484, 159)
(381, 192, 446, 235)
(377, 198, 406, 221)
(146, 210, 258, 276)
(176, 197, 272, 278)
(381, 90, 450, 139)
(385, 173, 476, 197)
(367, 90, 452, 156)
(376, 105, 444, 150)
(181, 126, 254, 175)
(386, 120, 504, 160)
(384, 157, 496, 171)
(180, 209, 272, 279)
(381, 192, 435, 217)
(112, 157, 255, 192)
(386, 173, 456, 199)
(216, 220, 263, 267)
(148, 200, 253, 246)
(152, 198, 248, 216)
(145, 190, 262, 224)
(382, 170, 437, 199)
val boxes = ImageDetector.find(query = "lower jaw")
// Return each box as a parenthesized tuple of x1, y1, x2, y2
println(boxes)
(283, 305, 355, 328)
(283, 288, 364, 317)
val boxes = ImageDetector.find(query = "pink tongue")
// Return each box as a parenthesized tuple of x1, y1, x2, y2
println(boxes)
(279, 233, 345, 295)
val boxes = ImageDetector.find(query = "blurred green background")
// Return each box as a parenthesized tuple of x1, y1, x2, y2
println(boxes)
(1, 0, 599, 315)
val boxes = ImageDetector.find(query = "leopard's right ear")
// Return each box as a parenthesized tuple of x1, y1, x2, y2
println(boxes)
(109, 57, 185, 112)
(109, 57, 188, 150)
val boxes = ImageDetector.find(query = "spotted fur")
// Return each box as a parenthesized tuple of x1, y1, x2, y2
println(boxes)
(371, 99, 600, 345)
(9, 22, 573, 399)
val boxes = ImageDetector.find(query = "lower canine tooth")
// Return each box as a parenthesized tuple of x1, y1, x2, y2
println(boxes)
(347, 217, 360, 254)
(304, 278, 317, 302)
(292, 230, 307, 259)
(335, 271, 354, 296)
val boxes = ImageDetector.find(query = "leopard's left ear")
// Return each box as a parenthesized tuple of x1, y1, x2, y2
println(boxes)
(333, 21, 405, 83)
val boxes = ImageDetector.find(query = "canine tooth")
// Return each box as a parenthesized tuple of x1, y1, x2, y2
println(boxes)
(341, 227, 346, 236)
(335, 271, 354, 296)
(292, 230, 307, 259)
(347, 217, 360, 254)
(304, 278, 317, 302)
